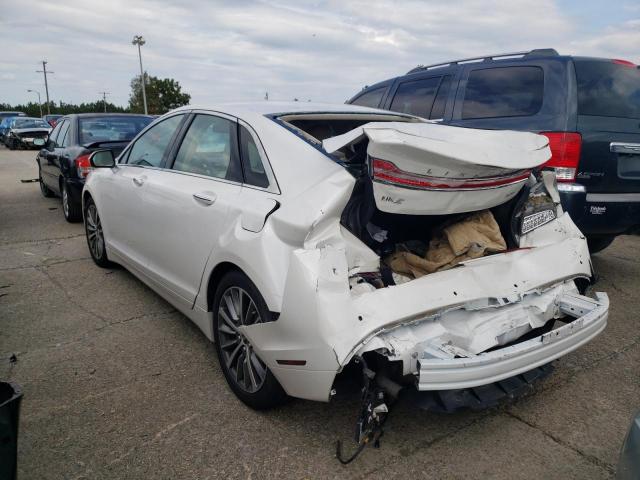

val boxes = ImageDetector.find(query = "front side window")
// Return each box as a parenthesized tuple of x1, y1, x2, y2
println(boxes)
(172, 114, 242, 181)
(47, 120, 64, 148)
(390, 76, 442, 118)
(462, 66, 544, 119)
(239, 125, 269, 188)
(55, 121, 70, 148)
(351, 87, 387, 108)
(127, 115, 184, 168)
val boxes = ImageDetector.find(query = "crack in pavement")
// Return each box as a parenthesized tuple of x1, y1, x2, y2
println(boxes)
(0, 256, 91, 272)
(505, 411, 615, 476)
(0, 233, 85, 247)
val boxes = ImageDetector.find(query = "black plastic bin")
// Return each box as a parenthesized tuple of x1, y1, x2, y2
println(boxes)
(0, 382, 22, 480)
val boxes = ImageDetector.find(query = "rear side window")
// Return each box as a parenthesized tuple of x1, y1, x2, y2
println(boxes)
(239, 125, 269, 188)
(462, 66, 544, 119)
(575, 60, 640, 119)
(172, 114, 242, 182)
(55, 121, 70, 148)
(351, 87, 386, 108)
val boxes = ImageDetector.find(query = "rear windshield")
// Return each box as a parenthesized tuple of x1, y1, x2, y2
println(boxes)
(79, 116, 152, 144)
(13, 118, 49, 129)
(575, 60, 640, 119)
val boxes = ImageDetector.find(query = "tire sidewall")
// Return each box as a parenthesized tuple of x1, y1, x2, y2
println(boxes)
(212, 271, 287, 410)
(84, 198, 111, 268)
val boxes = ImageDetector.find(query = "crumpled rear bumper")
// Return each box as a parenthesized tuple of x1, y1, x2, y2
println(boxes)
(417, 292, 608, 390)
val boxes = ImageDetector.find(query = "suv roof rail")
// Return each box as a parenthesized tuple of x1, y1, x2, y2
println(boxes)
(407, 48, 559, 74)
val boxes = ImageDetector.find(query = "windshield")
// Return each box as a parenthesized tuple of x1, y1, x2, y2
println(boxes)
(79, 116, 152, 144)
(575, 60, 640, 119)
(13, 118, 49, 129)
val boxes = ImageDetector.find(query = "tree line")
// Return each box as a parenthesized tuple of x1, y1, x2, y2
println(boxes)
(1, 74, 191, 117)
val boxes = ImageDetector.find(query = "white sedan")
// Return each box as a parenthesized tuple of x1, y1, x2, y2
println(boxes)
(82, 102, 608, 412)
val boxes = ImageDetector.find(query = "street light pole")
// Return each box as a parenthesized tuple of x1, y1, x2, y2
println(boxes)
(132, 35, 148, 115)
(36, 61, 53, 115)
(27, 89, 43, 117)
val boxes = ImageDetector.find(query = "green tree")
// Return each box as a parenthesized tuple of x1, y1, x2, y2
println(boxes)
(128, 73, 191, 114)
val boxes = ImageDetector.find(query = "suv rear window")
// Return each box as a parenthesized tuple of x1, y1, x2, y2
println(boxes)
(462, 66, 544, 119)
(351, 87, 386, 108)
(575, 60, 640, 119)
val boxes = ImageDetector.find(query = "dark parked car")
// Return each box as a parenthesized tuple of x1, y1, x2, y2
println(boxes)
(348, 49, 640, 253)
(3, 117, 51, 149)
(36, 113, 153, 222)
(42, 114, 63, 127)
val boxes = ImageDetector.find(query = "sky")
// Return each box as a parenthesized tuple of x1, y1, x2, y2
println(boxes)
(1, 0, 639, 108)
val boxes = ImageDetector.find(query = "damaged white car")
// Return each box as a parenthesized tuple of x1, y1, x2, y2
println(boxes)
(82, 103, 608, 417)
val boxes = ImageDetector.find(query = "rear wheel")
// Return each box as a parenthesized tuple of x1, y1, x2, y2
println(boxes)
(586, 235, 615, 254)
(62, 180, 82, 222)
(39, 167, 54, 198)
(84, 197, 113, 268)
(212, 270, 288, 410)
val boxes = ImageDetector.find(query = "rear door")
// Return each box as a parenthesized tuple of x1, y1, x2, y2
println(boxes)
(42, 119, 71, 191)
(573, 59, 640, 194)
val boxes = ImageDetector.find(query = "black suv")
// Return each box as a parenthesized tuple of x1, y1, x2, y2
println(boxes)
(348, 49, 640, 253)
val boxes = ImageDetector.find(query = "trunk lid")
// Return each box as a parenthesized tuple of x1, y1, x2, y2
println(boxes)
(573, 59, 640, 193)
(323, 122, 550, 215)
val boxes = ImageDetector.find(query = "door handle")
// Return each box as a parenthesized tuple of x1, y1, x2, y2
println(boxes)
(193, 193, 216, 205)
(132, 176, 146, 186)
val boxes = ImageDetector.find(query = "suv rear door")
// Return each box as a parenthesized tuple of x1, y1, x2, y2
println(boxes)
(449, 59, 571, 132)
(572, 59, 640, 195)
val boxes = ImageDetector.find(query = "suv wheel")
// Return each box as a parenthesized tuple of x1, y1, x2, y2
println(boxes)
(212, 270, 288, 410)
(586, 235, 615, 254)
(61, 181, 82, 223)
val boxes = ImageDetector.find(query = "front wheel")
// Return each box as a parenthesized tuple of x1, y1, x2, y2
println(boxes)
(586, 235, 615, 254)
(84, 197, 114, 268)
(213, 271, 288, 410)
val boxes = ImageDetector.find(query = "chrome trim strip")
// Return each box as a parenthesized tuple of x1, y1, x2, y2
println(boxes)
(611, 142, 640, 154)
(586, 193, 640, 203)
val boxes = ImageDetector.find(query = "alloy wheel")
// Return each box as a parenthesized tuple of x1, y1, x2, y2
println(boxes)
(217, 287, 267, 393)
(85, 204, 104, 260)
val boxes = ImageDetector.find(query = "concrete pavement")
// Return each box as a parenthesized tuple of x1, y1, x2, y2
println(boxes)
(1, 147, 638, 479)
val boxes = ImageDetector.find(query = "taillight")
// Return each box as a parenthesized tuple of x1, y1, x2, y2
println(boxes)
(612, 59, 636, 67)
(539, 132, 582, 182)
(371, 158, 531, 190)
(75, 154, 92, 178)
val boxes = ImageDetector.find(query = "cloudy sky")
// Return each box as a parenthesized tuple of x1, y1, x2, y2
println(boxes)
(1, 0, 639, 108)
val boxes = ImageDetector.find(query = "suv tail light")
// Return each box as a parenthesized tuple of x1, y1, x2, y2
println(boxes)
(539, 132, 582, 182)
(371, 158, 531, 190)
(75, 154, 92, 178)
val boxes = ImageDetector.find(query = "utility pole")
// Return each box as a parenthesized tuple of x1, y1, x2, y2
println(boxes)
(99, 91, 110, 112)
(132, 35, 148, 115)
(36, 61, 53, 115)
(27, 89, 43, 117)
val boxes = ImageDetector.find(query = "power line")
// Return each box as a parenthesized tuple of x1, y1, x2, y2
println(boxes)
(36, 61, 54, 115)
(98, 91, 111, 112)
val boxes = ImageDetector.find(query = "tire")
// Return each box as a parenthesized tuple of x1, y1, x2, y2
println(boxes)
(84, 197, 114, 268)
(7, 139, 15, 150)
(61, 180, 82, 223)
(212, 270, 288, 410)
(586, 235, 615, 254)
(39, 167, 54, 198)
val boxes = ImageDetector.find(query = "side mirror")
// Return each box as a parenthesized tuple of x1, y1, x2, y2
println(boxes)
(89, 150, 116, 168)
(33, 138, 46, 147)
